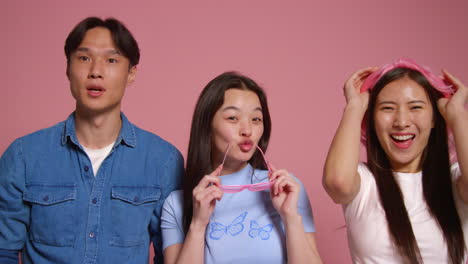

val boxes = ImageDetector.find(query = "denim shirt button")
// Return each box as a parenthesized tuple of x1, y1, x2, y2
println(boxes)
(133, 196, 139, 203)
(89, 232, 95, 238)
(84, 166, 89, 172)
(43, 195, 49, 202)
(92, 198, 97, 204)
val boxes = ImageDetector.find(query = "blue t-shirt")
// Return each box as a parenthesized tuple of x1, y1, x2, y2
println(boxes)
(161, 164, 315, 263)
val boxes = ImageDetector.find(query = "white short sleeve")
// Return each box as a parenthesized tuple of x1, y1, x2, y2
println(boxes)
(344, 162, 375, 220)
(451, 163, 468, 245)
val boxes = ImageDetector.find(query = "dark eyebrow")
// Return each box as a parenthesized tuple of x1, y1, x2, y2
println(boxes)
(222, 106, 240, 112)
(377, 100, 427, 106)
(221, 106, 263, 112)
(76, 47, 89, 52)
(377, 101, 397, 106)
(408, 100, 427, 104)
(75, 47, 121, 55)
(106, 50, 121, 55)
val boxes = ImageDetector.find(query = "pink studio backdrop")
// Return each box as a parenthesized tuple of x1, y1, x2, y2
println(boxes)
(2, 0, 468, 263)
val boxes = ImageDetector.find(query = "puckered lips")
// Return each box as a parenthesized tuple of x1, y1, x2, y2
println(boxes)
(390, 133, 415, 149)
(86, 85, 106, 97)
(239, 139, 254, 152)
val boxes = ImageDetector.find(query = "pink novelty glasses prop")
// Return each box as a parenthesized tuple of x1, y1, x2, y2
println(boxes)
(218, 144, 274, 193)
(360, 57, 454, 98)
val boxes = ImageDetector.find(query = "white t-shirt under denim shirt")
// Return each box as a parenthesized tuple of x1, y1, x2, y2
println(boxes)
(161, 163, 316, 263)
(344, 162, 468, 264)
(83, 142, 114, 176)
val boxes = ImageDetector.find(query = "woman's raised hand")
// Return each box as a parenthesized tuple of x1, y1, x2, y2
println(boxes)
(191, 165, 224, 230)
(343, 67, 377, 110)
(269, 163, 301, 220)
(437, 70, 468, 126)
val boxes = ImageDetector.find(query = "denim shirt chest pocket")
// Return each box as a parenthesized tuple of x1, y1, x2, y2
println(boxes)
(23, 184, 77, 247)
(110, 186, 161, 247)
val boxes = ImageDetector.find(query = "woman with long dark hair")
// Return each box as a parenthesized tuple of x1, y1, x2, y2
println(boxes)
(323, 58, 468, 263)
(161, 72, 322, 263)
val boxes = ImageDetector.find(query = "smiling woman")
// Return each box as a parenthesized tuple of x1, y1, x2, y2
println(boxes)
(372, 76, 435, 172)
(323, 58, 468, 264)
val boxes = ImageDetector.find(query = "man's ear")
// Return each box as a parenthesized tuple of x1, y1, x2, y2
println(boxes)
(66, 63, 70, 80)
(127, 65, 137, 86)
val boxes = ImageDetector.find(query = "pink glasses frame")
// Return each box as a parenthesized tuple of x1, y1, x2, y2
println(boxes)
(218, 145, 274, 193)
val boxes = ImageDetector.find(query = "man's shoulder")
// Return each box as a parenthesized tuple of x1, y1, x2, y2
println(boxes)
(1, 120, 66, 159)
(132, 124, 180, 154)
(15, 120, 66, 145)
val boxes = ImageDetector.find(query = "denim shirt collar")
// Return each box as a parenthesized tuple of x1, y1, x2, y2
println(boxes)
(61, 112, 137, 148)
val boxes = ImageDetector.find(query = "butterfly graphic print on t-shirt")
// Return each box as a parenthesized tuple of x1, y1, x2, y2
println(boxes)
(208, 212, 248, 240)
(248, 220, 274, 240)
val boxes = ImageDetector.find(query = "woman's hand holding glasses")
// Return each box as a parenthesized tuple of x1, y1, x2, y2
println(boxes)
(269, 164, 301, 221)
(191, 165, 224, 231)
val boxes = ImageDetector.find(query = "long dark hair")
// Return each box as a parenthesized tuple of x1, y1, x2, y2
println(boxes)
(365, 67, 465, 263)
(182, 71, 272, 234)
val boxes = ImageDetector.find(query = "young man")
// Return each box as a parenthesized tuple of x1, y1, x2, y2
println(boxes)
(0, 17, 184, 264)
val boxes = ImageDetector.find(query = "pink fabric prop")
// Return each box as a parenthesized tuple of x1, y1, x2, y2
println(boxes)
(360, 57, 453, 98)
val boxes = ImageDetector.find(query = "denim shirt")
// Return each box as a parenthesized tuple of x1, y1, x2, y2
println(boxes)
(0, 113, 184, 264)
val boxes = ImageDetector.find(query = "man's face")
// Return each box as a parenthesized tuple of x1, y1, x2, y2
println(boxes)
(68, 27, 136, 114)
